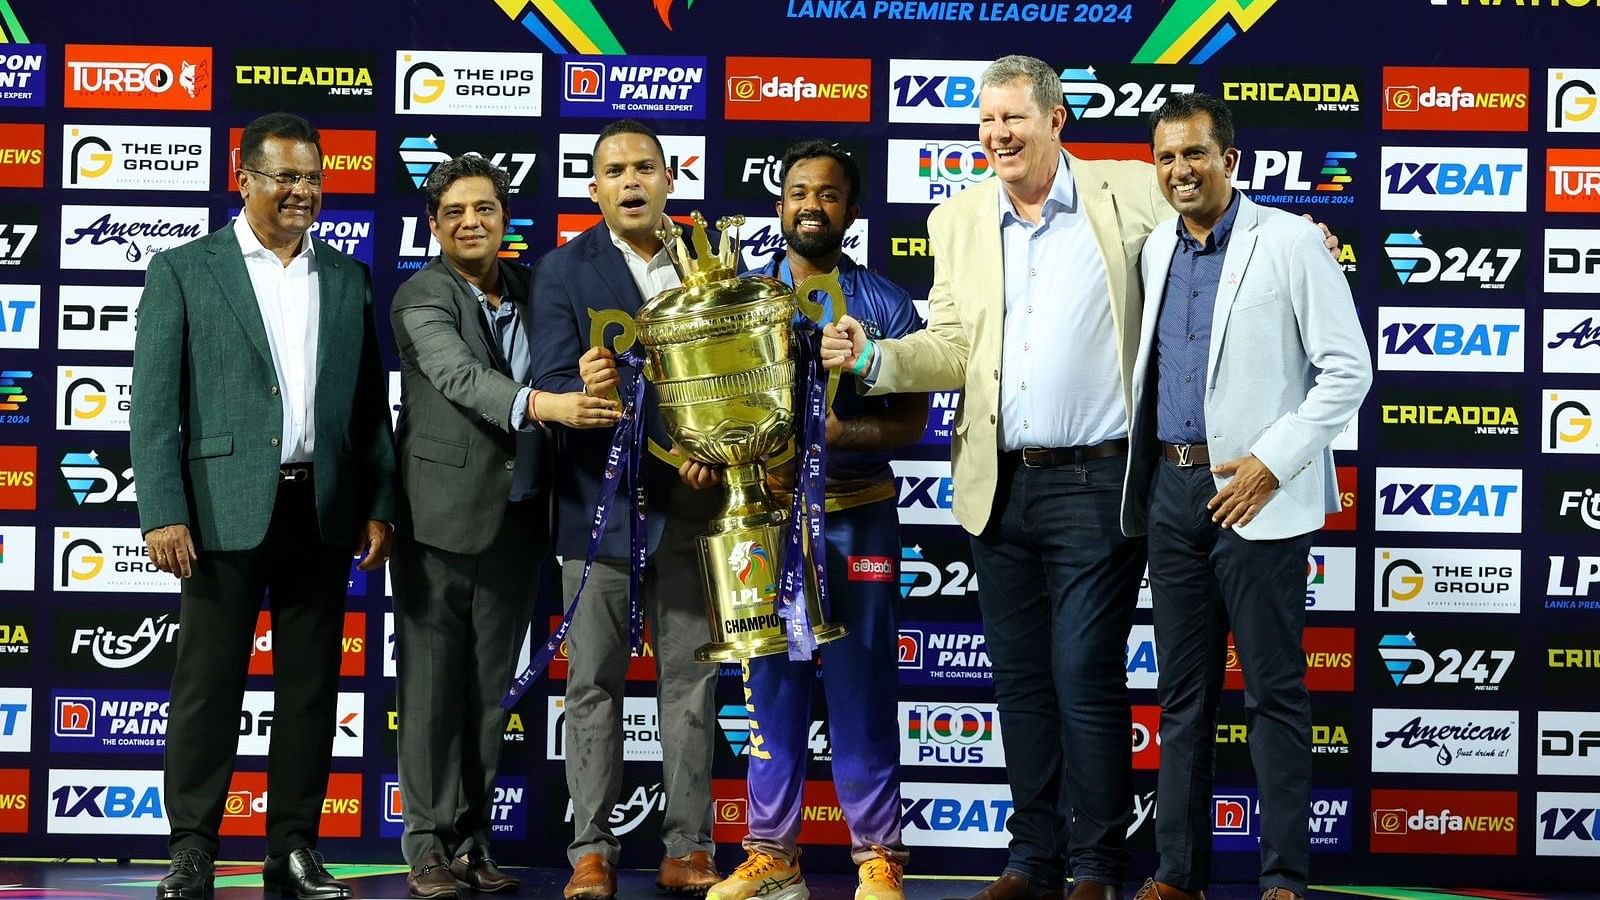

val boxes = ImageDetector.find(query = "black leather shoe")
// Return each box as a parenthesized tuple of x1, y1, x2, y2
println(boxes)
(262, 848, 352, 900)
(157, 848, 214, 900)
(450, 849, 521, 893)
(408, 852, 459, 899)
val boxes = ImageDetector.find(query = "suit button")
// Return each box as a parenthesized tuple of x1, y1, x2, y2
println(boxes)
(270, 385, 280, 396)
(504, 460, 515, 470)
(989, 414, 996, 424)
(992, 369, 999, 380)
(270, 437, 280, 447)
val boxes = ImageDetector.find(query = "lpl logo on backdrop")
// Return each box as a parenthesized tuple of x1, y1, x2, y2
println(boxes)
(0, 45, 46, 107)
(724, 56, 871, 123)
(64, 44, 211, 111)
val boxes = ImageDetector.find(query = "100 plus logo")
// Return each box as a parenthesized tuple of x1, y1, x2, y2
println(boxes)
(1374, 468, 1522, 534)
(899, 702, 1003, 768)
(1379, 146, 1527, 212)
(1380, 228, 1523, 291)
(1377, 307, 1523, 372)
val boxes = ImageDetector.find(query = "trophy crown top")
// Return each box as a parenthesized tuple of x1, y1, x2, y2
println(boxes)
(659, 211, 744, 287)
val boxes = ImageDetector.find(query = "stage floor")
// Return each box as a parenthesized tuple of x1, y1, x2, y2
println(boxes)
(0, 861, 1595, 900)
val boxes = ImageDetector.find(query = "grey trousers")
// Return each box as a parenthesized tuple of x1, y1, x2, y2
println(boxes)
(563, 482, 719, 865)
(394, 500, 546, 865)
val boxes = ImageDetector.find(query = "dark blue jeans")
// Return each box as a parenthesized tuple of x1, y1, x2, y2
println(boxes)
(1147, 461, 1312, 895)
(969, 454, 1144, 888)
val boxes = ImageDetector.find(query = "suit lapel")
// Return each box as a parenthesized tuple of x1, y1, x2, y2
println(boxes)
(969, 180, 1005, 326)
(1207, 195, 1260, 386)
(584, 227, 645, 314)
(315, 238, 359, 397)
(205, 227, 274, 371)
(1074, 157, 1128, 316)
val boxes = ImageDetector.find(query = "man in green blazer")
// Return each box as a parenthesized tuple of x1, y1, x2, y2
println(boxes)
(130, 112, 396, 900)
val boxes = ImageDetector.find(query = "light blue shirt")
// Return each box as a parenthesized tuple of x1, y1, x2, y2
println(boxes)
(469, 279, 542, 501)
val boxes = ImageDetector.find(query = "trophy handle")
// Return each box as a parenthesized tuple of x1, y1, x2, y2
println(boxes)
(768, 270, 850, 469)
(586, 307, 686, 468)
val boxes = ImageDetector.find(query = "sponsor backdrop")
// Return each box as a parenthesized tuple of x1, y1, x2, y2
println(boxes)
(0, 0, 1596, 888)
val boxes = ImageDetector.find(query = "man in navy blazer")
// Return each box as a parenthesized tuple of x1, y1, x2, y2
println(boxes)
(529, 119, 721, 900)
(1120, 94, 1370, 900)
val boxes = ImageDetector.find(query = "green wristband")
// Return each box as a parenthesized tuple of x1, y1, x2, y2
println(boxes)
(851, 338, 875, 377)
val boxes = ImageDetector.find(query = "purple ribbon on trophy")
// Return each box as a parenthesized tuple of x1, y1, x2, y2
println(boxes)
(501, 349, 648, 709)
(773, 313, 831, 661)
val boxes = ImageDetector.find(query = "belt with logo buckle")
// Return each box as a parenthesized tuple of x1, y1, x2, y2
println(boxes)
(278, 464, 313, 483)
(1161, 442, 1211, 468)
(1007, 438, 1129, 469)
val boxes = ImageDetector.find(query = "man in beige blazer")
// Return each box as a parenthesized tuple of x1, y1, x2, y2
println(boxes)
(826, 55, 1168, 900)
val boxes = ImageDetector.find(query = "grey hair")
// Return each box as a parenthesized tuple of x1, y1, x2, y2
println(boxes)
(980, 55, 1063, 116)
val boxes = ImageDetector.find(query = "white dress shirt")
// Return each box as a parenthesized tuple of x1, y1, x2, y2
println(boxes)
(234, 214, 319, 464)
(610, 225, 683, 302)
(997, 151, 1124, 451)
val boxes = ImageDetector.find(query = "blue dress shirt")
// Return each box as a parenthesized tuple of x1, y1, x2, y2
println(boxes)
(1155, 191, 1242, 445)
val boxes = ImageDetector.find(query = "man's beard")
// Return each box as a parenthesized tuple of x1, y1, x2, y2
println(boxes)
(782, 218, 843, 260)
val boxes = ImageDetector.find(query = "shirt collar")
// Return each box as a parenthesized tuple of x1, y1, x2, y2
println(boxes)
(1175, 189, 1242, 251)
(233, 213, 315, 263)
(998, 150, 1076, 225)
(770, 251, 860, 294)
(607, 224, 673, 271)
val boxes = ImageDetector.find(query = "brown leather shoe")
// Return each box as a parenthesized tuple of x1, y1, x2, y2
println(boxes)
(1132, 878, 1206, 900)
(1260, 889, 1302, 900)
(407, 853, 459, 900)
(563, 854, 616, 900)
(450, 850, 520, 893)
(963, 872, 1060, 900)
(1068, 880, 1123, 900)
(656, 851, 720, 894)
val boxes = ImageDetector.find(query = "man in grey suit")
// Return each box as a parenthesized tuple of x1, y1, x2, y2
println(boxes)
(390, 154, 619, 899)
(132, 112, 396, 900)
(1120, 93, 1370, 900)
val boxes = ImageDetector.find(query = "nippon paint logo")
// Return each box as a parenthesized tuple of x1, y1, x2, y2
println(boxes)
(560, 55, 706, 119)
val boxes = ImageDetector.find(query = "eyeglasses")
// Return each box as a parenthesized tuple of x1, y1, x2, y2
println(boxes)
(240, 166, 324, 189)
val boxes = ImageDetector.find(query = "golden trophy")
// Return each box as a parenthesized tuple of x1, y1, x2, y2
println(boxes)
(589, 212, 847, 662)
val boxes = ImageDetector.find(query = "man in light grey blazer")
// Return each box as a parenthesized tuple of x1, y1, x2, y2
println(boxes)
(390, 154, 617, 899)
(1120, 94, 1370, 900)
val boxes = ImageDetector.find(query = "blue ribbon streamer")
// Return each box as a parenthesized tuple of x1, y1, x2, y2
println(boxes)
(774, 317, 830, 661)
(501, 349, 649, 709)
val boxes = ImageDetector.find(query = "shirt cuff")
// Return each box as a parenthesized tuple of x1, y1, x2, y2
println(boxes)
(860, 344, 883, 386)
(511, 386, 535, 431)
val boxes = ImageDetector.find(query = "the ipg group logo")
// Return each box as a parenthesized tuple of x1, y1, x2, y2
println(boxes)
(1374, 548, 1520, 615)
(63, 44, 211, 111)
(1543, 389, 1600, 454)
(227, 127, 375, 194)
(1379, 228, 1523, 292)
(1369, 789, 1517, 856)
(1220, 66, 1362, 129)
(1058, 64, 1196, 126)
(1547, 148, 1600, 213)
(394, 51, 542, 117)
(886, 139, 991, 205)
(0, 44, 46, 108)
(724, 56, 871, 123)
(1380, 67, 1530, 132)
(0, 445, 36, 511)
(898, 702, 1003, 768)
(57, 366, 132, 432)
(59, 205, 208, 272)
(54, 527, 168, 593)
(46, 768, 166, 835)
(1374, 467, 1523, 534)
(887, 59, 988, 125)
(1229, 149, 1356, 205)
(559, 55, 706, 119)
(1544, 228, 1600, 294)
(1376, 307, 1523, 373)
(1550, 68, 1600, 133)
(0, 123, 45, 188)
(0, 284, 39, 351)
(1379, 146, 1527, 212)
(62, 124, 208, 192)
(1535, 792, 1600, 858)
(548, 696, 661, 762)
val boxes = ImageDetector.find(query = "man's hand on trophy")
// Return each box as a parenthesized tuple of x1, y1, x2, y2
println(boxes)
(579, 345, 619, 395)
(677, 451, 723, 490)
(532, 390, 621, 429)
(821, 315, 869, 372)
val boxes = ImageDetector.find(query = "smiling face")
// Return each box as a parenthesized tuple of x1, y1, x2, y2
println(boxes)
(237, 136, 322, 248)
(776, 155, 857, 263)
(978, 77, 1067, 196)
(589, 131, 674, 249)
(1152, 111, 1239, 235)
(429, 175, 504, 275)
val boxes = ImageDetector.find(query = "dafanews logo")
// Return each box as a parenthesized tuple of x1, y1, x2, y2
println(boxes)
(395, 51, 542, 117)
(1544, 389, 1600, 454)
(0, 285, 38, 351)
(50, 690, 167, 754)
(899, 543, 978, 599)
(900, 781, 1012, 849)
(1380, 228, 1523, 292)
(0, 202, 42, 269)
(1545, 228, 1600, 293)
(54, 527, 167, 593)
(232, 50, 377, 112)
(0, 768, 25, 833)
(393, 132, 538, 195)
(220, 771, 361, 838)
(1305, 546, 1356, 611)
(0, 687, 30, 753)
(1212, 789, 1353, 854)
(225, 127, 373, 195)
(725, 56, 871, 123)
(235, 690, 363, 758)
(1374, 548, 1520, 614)
(57, 285, 138, 352)
(1539, 712, 1600, 776)
(1547, 556, 1600, 611)
(56, 366, 132, 432)
(46, 768, 166, 835)
(1377, 388, 1521, 453)
(61, 124, 208, 192)
(897, 622, 990, 686)
(63, 44, 211, 111)
(1058, 64, 1196, 128)
(557, 132, 704, 201)
(0, 45, 46, 108)
(1536, 792, 1600, 858)
(1544, 309, 1600, 374)
(1374, 467, 1522, 534)
(899, 702, 1003, 768)
(560, 55, 706, 119)
(0, 445, 36, 511)
(1126, 623, 1159, 690)
(736, 216, 868, 272)
(1230, 149, 1356, 205)
(723, 137, 869, 203)
(886, 138, 993, 205)
(1380, 146, 1528, 212)
(1543, 471, 1600, 535)
(1222, 66, 1361, 128)
(1381, 67, 1529, 131)
(1547, 148, 1600, 212)
(887, 59, 987, 124)
(712, 778, 848, 847)
(1370, 789, 1517, 856)
(548, 696, 661, 762)
(1224, 628, 1353, 692)
(57, 610, 179, 673)
(0, 122, 45, 188)
(1377, 307, 1523, 373)
(0, 526, 37, 593)
(892, 459, 955, 526)
(1376, 631, 1516, 693)
(59, 205, 207, 271)
(1372, 708, 1518, 775)
(1550, 68, 1600, 133)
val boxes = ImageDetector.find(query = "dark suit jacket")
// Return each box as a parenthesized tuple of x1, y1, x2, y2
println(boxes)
(391, 257, 549, 555)
(530, 222, 675, 559)
(130, 224, 397, 552)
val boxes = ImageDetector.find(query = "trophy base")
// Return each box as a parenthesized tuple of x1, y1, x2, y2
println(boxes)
(694, 621, 848, 663)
